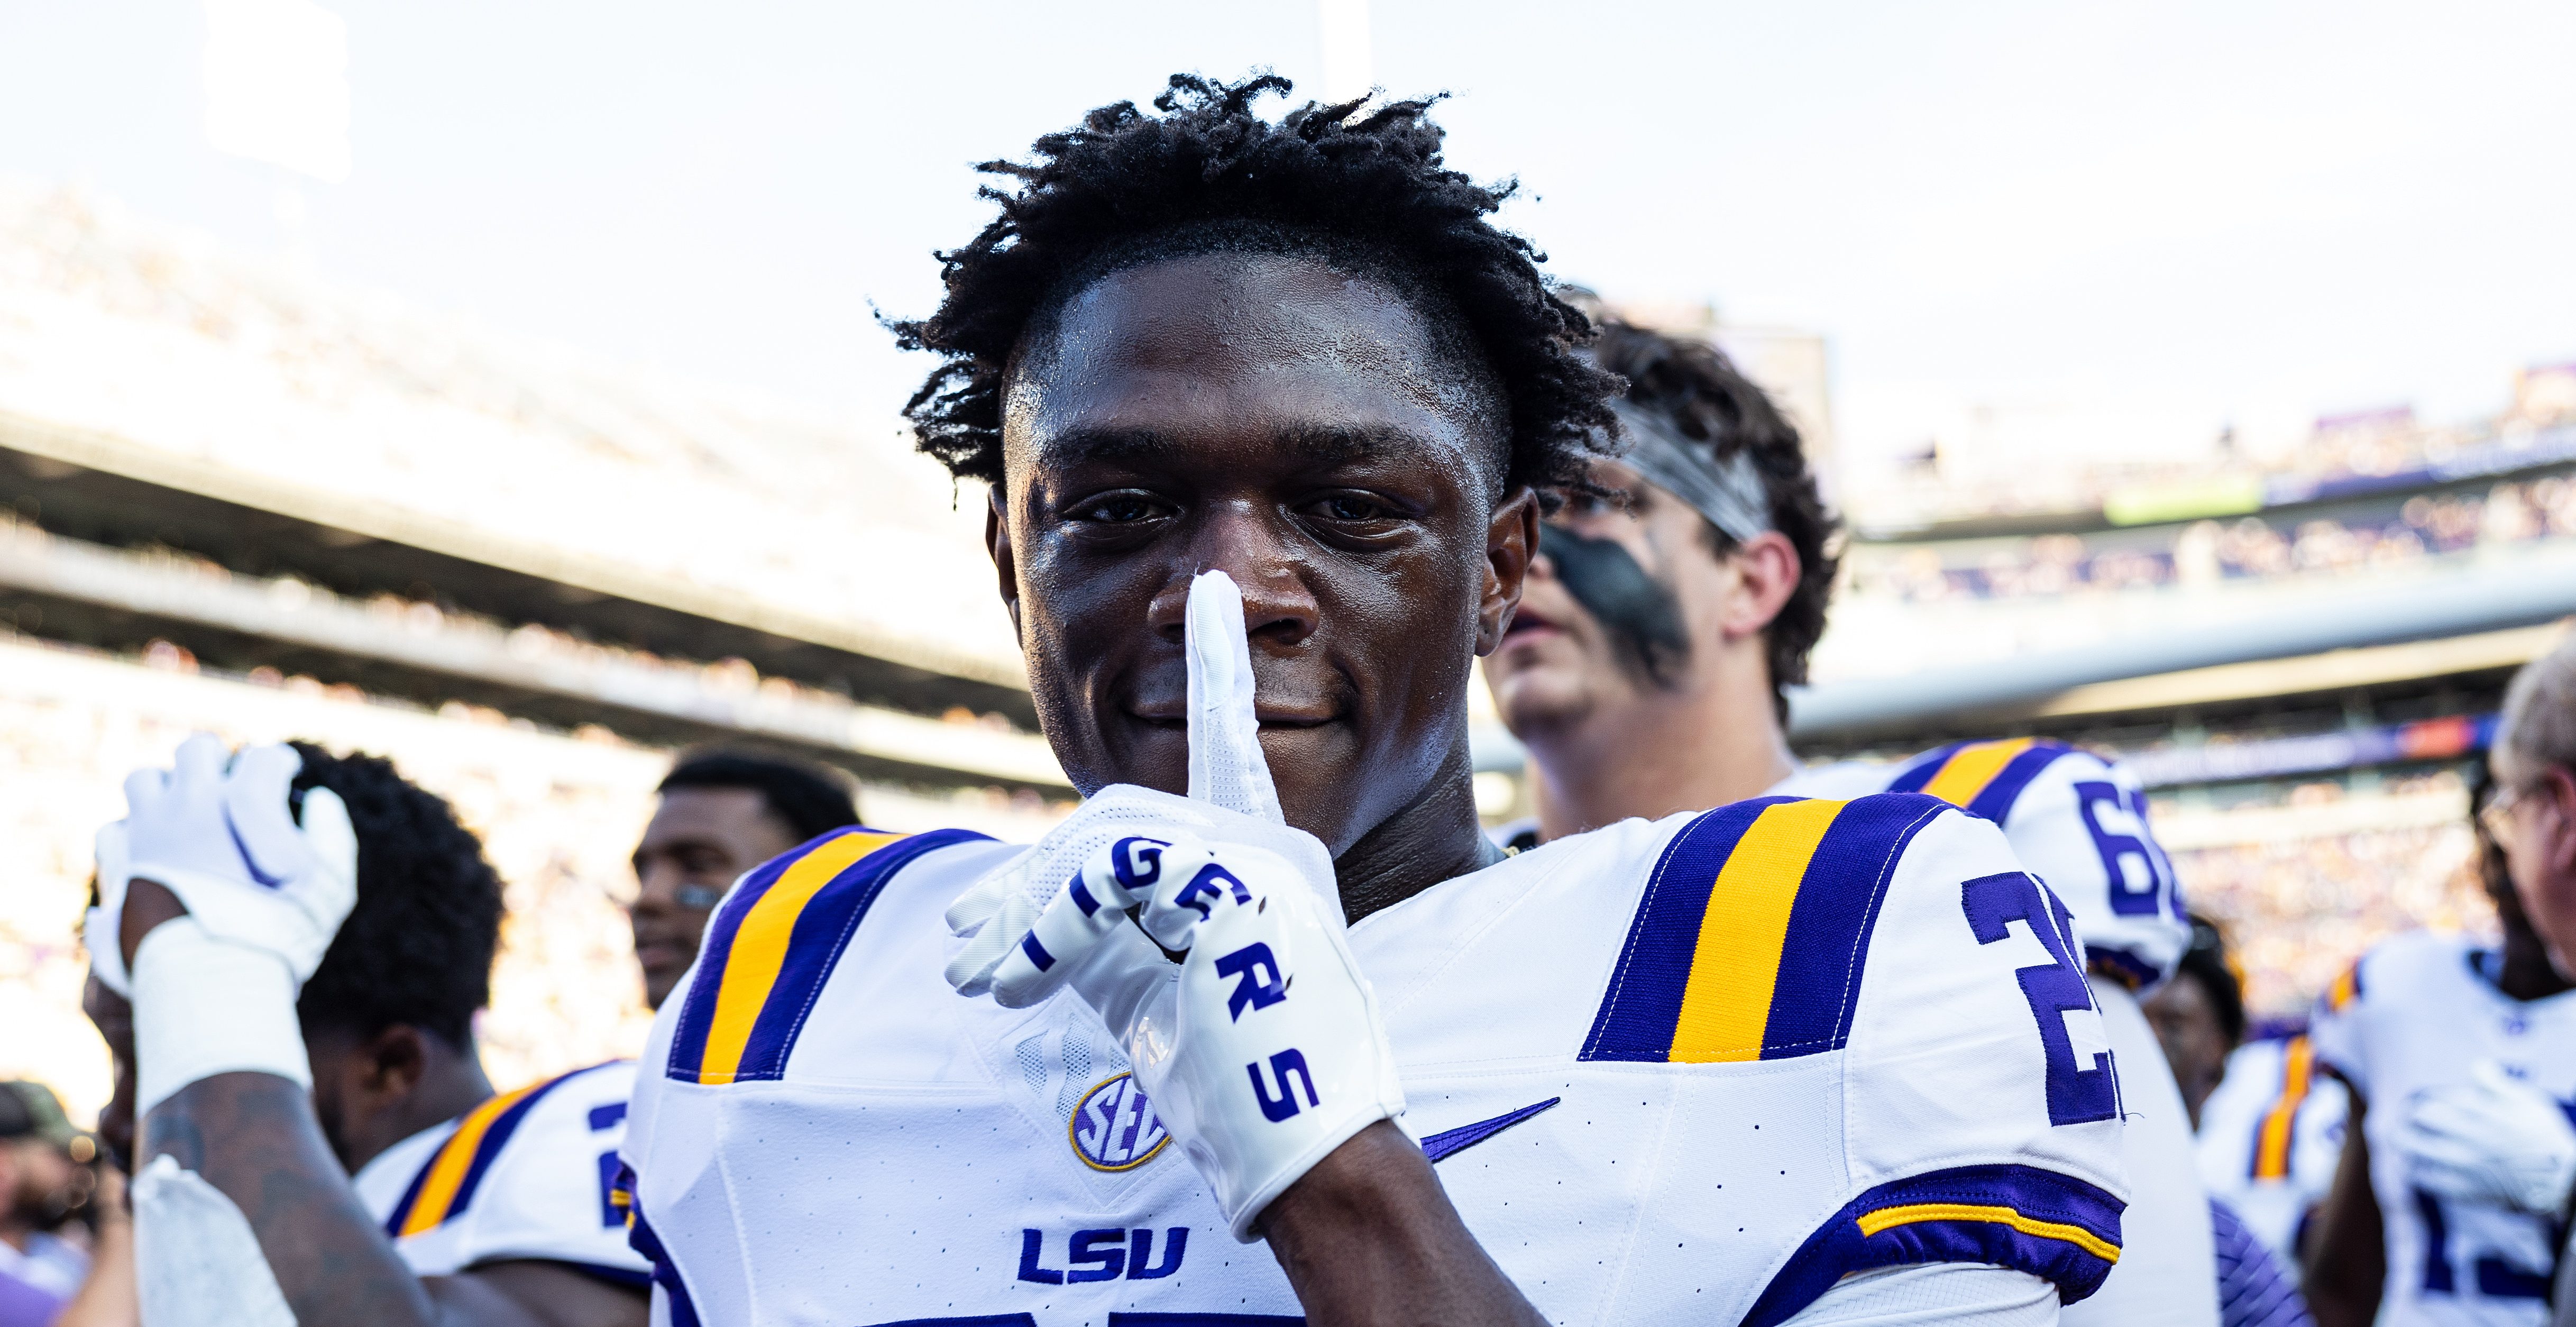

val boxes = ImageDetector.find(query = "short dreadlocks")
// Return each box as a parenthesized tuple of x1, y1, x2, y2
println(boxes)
(891, 73, 1620, 500)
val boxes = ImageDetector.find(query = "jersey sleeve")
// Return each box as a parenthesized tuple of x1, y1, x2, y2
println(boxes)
(383, 1061, 649, 1286)
(1829, 801, 2130, 1301)
(1588, 793, 2129, 1325)
(1893, 739, 2189, 990)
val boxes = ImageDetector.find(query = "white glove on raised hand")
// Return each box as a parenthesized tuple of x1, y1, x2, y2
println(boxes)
(945, 571, 1406, 1241)
(120, 734, 357, 987)
(2401, 1060, 2576, 1214)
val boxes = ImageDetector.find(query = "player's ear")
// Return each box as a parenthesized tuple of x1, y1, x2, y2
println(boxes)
(986, 487, 1022, 639)
(2546, 766, 2576, 876)
(1717, 530, 1802, 642)
(361, 1024, 432, 1100)
(1475, 486, 1540, 656)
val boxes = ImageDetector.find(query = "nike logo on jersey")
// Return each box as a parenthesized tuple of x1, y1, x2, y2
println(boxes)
(1420, 1097, 1561, 1163)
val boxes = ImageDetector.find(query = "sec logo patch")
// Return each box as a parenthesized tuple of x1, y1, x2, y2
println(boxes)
(1070, 1073, 1170, 1172)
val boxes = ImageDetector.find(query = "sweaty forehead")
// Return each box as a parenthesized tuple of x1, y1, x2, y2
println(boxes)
(1002, 252, 1507, 486)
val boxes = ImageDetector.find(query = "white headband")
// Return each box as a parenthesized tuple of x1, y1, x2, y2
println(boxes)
(1606, 399, 1774, 545)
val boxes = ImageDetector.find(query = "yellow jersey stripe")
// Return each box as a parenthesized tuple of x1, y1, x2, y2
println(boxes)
(397, 1081, 542, 1238)
(698, 831, 903, 1085)
(1918, 738, 2038, 809)
(2252, 1036, 2314, 1181)
(1669, 799, 1845, 1063)
(2326, 964, 2360, 1012)
(1857, 1202, 2123, 1264)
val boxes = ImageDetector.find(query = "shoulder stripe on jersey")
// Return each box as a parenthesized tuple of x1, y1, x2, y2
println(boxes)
(2250, 1036, 2316, 1181)
(382, 1061, 625, 1238)
(2325, 959, 2363, 1012)
(1741, 1163, 2125, 1327)
(1581, 793, 1947, 1064)
(667, 825, 991, 1085)
(1890, 738, 2076, 824)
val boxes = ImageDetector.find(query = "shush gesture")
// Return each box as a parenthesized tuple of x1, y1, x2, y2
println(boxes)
(945, 571, 1407, 1241)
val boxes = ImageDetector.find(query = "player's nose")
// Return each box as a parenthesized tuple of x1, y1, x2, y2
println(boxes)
(1146, 503, 1318, 648)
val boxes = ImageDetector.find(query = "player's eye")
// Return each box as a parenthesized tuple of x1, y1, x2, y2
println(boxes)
(1304, 492, 1400, 524)
(1067, 492, 1171, 525)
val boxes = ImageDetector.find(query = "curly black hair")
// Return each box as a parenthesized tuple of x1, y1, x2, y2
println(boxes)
(660, 749, 861, 844)
(889, 72, 1621, 500)
(289, 744, 503, 1049)
(1588, 316, 1843, 721)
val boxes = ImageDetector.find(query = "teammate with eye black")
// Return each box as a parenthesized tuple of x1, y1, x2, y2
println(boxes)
(84, 740, 649, 1327)
(618, 72, 2131, 1326)
(1483, 306, 2213, 1327)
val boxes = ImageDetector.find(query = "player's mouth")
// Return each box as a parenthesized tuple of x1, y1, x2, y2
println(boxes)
(1499, 607, 1564, 644)
(1127, 702, 1342, 729)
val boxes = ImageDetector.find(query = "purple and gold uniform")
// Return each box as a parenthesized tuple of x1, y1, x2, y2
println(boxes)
(622, 803, 2129, 1325)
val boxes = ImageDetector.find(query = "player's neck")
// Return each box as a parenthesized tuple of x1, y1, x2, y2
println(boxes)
(2498, 923, 2573, 1002)
(1525, 648, 1795, 843)
(1332, 741, 1493, 925)
(349, 1050, 498, 1174)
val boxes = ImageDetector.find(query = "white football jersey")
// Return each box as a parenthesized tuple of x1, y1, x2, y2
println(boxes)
(2195, 1034, 2349, 1268)
(2308, 931, 2576, 1327)
(352, 1059, 650, 1290)
(1779, 740, 2189, 990)
(1778, 742, 2215, 1327)
(622, 804, 2131, 1326)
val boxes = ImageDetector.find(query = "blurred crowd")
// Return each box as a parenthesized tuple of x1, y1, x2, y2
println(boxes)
(1850, 473, 2576, 605)
(0, 182, 1018, 688)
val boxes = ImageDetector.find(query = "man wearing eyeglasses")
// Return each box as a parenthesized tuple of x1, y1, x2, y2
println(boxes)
(628, 752, 861, 1009)
(2304, 636, 2576, 1327)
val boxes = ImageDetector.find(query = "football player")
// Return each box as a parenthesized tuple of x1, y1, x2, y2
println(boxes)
(2303, 754, 2576, 1327)
(84, 739, 649, 1326)
(2166, 920, 2348, 1271)
(630, 751, 860, 1009)
(620, 73, 2128, 1325)
(1480, 312, 2214, 1325)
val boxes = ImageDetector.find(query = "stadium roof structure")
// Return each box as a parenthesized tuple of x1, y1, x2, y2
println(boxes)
(0, 181, 1066, 790)
(1785, 544, 2576, 743)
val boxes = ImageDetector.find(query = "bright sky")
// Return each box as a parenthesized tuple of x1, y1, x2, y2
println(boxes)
(4, 1, 2572, 475)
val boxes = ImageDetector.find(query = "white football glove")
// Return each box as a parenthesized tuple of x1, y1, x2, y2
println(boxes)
(946, 571, 1405, 1241)
(85, 820, 136, 997)
(2401, 1060, 2576, 1215)
(118, 735, 357, 987)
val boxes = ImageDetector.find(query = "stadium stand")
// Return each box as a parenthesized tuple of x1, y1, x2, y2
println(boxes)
(0, 180, 1071, 1123)
(1780, 383, 2576, 1022)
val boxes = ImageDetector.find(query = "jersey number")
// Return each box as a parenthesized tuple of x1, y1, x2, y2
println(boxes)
(2413, 1188, 2554, 1299)
(1963, 872, 2121, 1126)
(2073, 782, 2178, 919)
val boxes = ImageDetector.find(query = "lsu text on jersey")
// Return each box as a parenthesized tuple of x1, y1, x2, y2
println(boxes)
(351, 1059, 651, 1289)
(621, 801, 2130, 1325)
(2308, 932, 2576, 1327)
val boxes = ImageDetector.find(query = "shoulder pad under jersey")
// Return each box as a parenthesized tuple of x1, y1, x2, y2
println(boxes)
(377, 1060, 648, 1284)
(1884, 739, 2191, 990)
(1575, 792, 2132, 1317)
(662, 825, 995, 1087)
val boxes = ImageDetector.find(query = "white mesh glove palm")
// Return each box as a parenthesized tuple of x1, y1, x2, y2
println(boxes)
(945, 571, 1405, 1240)
(118, 734, 357, 987)
(2401, 1060, 2576, 1214)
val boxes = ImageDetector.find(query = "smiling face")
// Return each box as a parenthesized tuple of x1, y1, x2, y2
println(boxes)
(989, 250, 1532, 857)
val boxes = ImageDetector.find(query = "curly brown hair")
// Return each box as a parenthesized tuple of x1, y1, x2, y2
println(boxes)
(1590, 318, 1843, 722)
